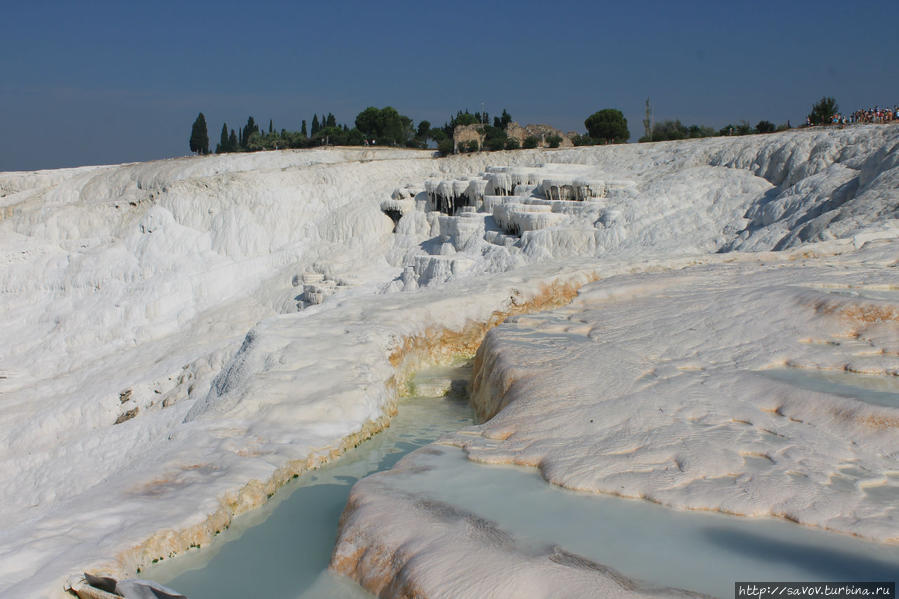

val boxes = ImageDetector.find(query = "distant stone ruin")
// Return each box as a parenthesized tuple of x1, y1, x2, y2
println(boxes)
(453, 122, 573, 153)
(505, 123, 573, 148)
(453, 125, 485, 153)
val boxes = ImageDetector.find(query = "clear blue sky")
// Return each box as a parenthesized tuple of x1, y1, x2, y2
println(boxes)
(2, 0, 897, 171)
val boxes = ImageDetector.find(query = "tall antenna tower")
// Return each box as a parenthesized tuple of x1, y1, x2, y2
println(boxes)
(643, 98, 653, 141)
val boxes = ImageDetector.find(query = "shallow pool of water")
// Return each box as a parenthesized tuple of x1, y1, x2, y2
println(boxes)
(144, 363, 474, 598)
(825, 287, 899, 302)
(390, 446, 899, 598)
(757, 368, 899, 408)
(145, 358, 899, 599)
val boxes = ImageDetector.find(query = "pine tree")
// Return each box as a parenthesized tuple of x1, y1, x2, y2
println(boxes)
(189, 112, 210, 154)
(301, 120, 308, 136)
(585, 109, 629, 144)
(217, 123, 229, 153)
(326, 113, 336, 128)
(808, 97, 838, 125)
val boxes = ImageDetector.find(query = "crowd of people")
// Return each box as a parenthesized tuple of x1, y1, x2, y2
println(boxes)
(850, 106, 898, 123)
(814, 106, 899, 126)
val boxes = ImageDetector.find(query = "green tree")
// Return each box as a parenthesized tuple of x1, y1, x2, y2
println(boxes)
(228, 129, 238, 151)
(687, 124, 717, 138)
(241, 116, 258, 149)
(216, 123, 229, 153)
(641, 120, 716, 142)
(311, 114, 320, 135)
(316, 125, 344, 145)
(648, 120, 687, 141)
(584, 109, 629, 144)
(245, 131, 264, 151)
(436, 137, 454, 156)
(483, 125, 508, 151)
(355, 107, 380, 140)
(355, 106, 413, 145)
(546, 134, 562, 148)
(326, 113, 336, 128)
(301, 120, 308, 137)
(346, 128, 365, 146)
(189, 112, 210, 154)
(808, 96, 838, 125)
(756, 120, 775, 133)
(571, 134, 594, 146)
(417, 120, 431, 138)
(523, 135, 539, 149)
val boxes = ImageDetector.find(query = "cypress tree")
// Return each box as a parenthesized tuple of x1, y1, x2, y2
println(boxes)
(311, 114, 320, 135)
(301, 120, 308, 136)
(269, 119, 273, 134)
(228, 129, 238, 152)
(190, 116, 200, 153)
(326, 113, 336, 128)
(242, 116, 258, 149)
(217, 123, 228, 153)
(189, 112, 210, 154)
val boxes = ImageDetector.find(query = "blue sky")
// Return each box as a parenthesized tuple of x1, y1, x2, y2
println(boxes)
(2, 0, 897, 171)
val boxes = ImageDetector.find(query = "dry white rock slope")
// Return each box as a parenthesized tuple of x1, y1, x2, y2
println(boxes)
(0, 127, 897, 597)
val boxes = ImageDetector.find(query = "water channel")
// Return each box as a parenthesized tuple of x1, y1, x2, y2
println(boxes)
(145, 362, 475, 598)
(145, 361, 899, 598)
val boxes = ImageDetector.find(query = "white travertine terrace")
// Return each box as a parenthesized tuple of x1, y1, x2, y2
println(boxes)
(333, 239, 899, 597)
(1, 126, 898, 597)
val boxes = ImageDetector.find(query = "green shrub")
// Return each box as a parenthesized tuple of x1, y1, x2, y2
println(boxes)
(523, 135, 539, 149)
(437, 138, 454, 155)
(504, 138, 520, 150)
(546, 134, 562, 148)
(756, 120, 776, 133)
(719, 121, 752, 136)
(643, 120, 717, 142)
(571, 134, 594, 146)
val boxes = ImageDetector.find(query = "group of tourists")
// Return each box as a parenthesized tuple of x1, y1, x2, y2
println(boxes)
(849, 106, 898, 124)
(812, 106, 899, 126)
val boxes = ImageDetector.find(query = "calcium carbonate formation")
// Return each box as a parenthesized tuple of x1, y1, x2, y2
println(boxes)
(1, 126, 897, 598)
